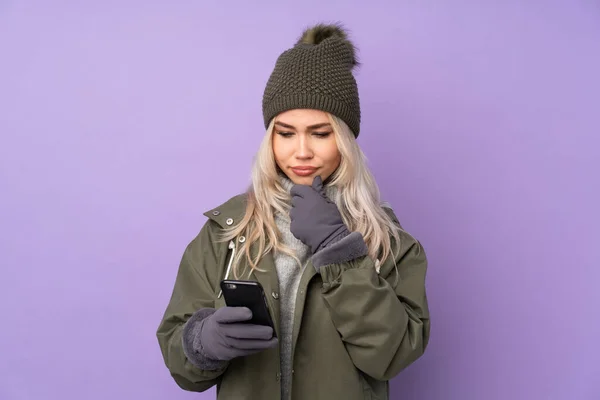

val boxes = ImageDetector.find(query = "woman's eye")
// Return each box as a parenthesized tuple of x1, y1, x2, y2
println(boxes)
(277, 131, 294, 138)
(313, 131, 332, 138)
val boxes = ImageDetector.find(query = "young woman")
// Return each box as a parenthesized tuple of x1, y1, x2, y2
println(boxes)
(157, 23, 430, 400)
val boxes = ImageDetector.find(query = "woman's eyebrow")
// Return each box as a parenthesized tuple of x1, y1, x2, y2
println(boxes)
(274, 121, 296, 129)
(306, 123, 332, 130)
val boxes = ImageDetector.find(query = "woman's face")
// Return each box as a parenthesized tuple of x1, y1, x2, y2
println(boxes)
(272, 109, 341, 185)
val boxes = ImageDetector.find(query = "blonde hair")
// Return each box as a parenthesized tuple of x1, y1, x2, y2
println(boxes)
(220, 113, 402, 279)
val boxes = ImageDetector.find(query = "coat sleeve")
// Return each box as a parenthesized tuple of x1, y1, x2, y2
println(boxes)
(156, 220, 228, 392)
(319, 212, 430, 381)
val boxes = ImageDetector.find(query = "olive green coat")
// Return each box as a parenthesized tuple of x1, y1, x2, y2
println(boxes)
(156, 194, 430, 399)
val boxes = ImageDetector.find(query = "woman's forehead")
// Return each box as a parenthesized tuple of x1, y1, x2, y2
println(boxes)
(275, 109, 330, 127)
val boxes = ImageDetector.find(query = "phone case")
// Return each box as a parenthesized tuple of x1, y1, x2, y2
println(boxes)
(220, 280, 276, 334)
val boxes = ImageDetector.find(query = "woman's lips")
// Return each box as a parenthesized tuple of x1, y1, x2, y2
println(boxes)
(291, 167, 317, 176)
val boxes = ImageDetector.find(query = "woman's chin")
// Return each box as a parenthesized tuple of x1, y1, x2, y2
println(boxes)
(290, 175, 315, 185)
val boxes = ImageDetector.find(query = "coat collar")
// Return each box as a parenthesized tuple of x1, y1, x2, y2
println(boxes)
(202, 193, 248, 229)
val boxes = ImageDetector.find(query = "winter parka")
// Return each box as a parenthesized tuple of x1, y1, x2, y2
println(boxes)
(156, 193, 430, 399)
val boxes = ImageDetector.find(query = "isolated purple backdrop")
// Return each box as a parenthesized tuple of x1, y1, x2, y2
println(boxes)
(1, 1, 598, 399)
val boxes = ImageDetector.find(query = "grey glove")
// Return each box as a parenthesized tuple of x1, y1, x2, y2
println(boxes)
(289, 175, 350, 254)
(290, 176, 369, 269)
(182, 306, 278, 370)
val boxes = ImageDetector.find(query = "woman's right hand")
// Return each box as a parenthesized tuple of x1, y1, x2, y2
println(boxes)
(197, 306, 278, 361)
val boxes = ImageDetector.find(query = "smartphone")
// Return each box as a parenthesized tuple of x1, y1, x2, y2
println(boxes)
(220, 280, 276, 335)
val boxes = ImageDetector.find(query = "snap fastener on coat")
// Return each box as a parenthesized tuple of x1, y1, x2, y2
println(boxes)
(226, 218, 234, 225)
(272, 291, 279, 300)
(212, 210, 220, 216)
(238, 236, 246, 243)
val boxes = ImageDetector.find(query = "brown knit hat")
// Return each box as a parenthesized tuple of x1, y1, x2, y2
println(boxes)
(262, 23, 361, 137)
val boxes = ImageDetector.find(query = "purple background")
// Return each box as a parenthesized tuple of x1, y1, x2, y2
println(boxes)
(1, 1, 598, 399)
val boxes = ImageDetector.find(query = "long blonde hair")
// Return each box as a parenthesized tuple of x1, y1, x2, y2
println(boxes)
(220, 113, 402, 279)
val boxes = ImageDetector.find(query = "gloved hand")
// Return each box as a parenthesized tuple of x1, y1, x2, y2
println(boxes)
(183, 306, 278, 367)
(289, 175, 350, 254)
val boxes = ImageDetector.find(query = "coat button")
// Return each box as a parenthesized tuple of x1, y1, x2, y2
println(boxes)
(238, 236, 246, 243)
(272, 291, 279, 300)
(276, 372, 281, 381)
(226, 218, 234, 225)
(212, 210, 220, 216)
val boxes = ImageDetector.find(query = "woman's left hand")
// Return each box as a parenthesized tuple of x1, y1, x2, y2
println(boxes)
(289, 176, 350, 254)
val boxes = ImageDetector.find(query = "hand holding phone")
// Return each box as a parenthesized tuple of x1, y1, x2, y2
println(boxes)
(197, 306, 278, 361)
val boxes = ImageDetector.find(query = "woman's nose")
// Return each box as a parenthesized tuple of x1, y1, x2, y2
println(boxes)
(295, 136, 313, 159)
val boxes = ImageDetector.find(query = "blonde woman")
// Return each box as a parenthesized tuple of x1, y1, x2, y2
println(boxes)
(157, 23, 430, 400)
